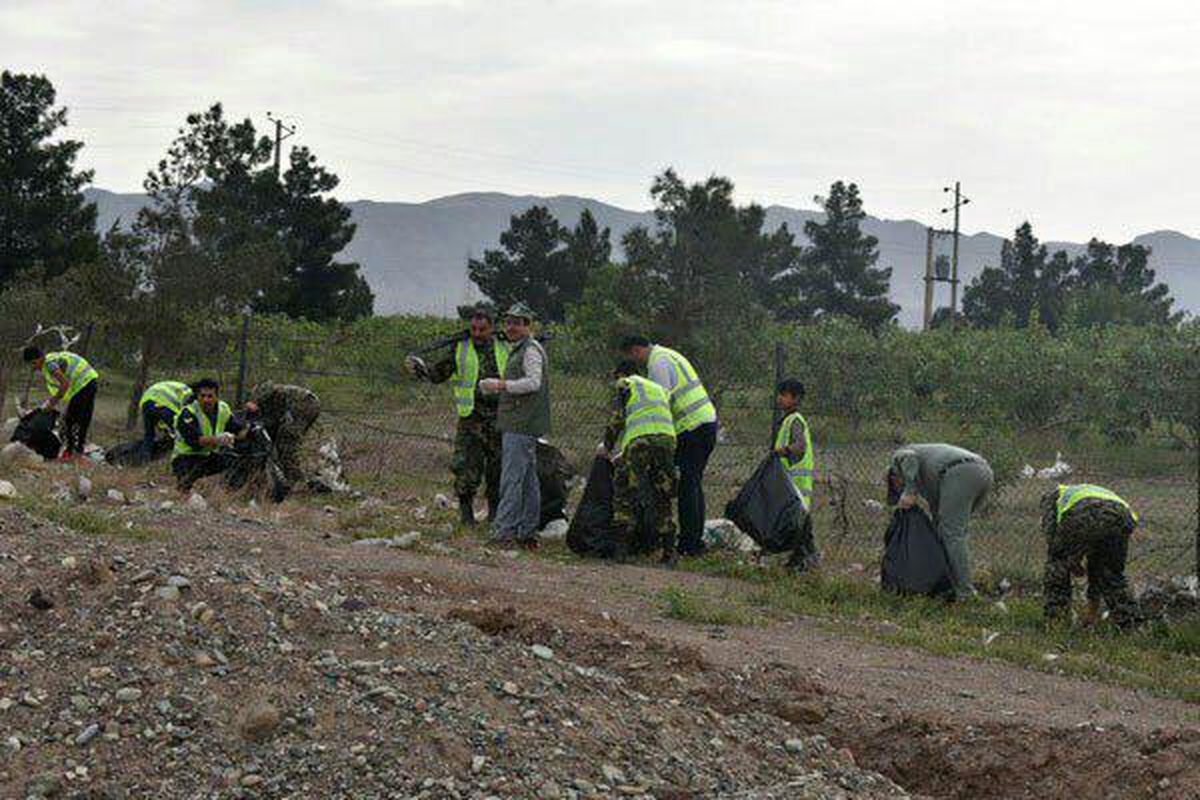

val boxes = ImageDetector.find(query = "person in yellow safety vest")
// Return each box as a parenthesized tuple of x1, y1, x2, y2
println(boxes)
(22, 345, 100, 460)
(773, 379, 819, 573)
(602, 360, 679, 565)
(1040, 483, 1143, 628)
(406, 307, 512, 525)
(138, 380, 192, 463)
(620, 335, 718, 557)
(171, 377, 248, 493)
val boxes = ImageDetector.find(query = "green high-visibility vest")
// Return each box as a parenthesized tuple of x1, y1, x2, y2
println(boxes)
(172, 399, 233, 461)
(140, 381, 191, 415)
(452, 339, 511, 418)
(617, 375, 676, 454)
(650, 345, 716, 434)
(775, 411, 815, 510)
(1056, 484, 1136, 524)
(42, 351, 98, 402)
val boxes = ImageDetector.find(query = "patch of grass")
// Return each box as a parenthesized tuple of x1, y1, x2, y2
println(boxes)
(16, 495, 157, 541)
(659, 585, 763, 627)
(683, 556, 1200, 703)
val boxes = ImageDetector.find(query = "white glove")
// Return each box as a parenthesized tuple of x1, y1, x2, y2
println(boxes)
(478, 378, 503, 393)
(405, 355, 428, 378)
(596, 442, 610, 458)
(217, 432, 237, 447)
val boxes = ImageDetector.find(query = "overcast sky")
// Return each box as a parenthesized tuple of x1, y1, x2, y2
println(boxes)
(3, 0, 1197, 242)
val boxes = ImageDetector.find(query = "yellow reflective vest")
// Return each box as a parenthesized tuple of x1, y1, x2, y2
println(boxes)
(452, 339, 510, 418)
(140, 381, 191, 414)
(649, 345, 716, 434)
(42, 351, 98, 402)
(172, 399, 233, 460)
(1056, 484, 1136, 524)
(775, 411, 815, 510)
(617, 375, 675, 454)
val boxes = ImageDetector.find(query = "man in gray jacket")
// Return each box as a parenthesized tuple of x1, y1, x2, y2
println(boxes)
(480, 303, 550, 549)
(889, 443, 994, 600)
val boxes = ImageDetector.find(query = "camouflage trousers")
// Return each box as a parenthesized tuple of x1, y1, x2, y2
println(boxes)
(1044, 499, 1140, 626)
(452, 415, 502, 504)
(613, 436, 678, 556)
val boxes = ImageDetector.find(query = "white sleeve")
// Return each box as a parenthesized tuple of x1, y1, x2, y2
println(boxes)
(647, 356, 677, 392)
(505, 345, 544, 395)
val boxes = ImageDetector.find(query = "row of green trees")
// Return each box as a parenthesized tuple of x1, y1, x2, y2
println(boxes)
(468, 177, 1182, 343)
(0, 70, 373, 413)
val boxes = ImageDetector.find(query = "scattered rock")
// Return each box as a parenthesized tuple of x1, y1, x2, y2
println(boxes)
(166, 575, 191, 589)
(187, 492, 208, 511)
(115, 687, 143, 703)
(0, 479, 17, 499)
(784, 738, 806, 754)
(238, 700, 282, 742)
(434, 492, 452, 509)
(27, 587, 55, 610)
(75, 475, 93, 501)
(601, 764, 627, 785)
(531, 644, 555, 661)
(539, 518, 569, 541)
(156, 585, 181, 602)
(75, 722, 102, 746)
(105, 488, 127, 505)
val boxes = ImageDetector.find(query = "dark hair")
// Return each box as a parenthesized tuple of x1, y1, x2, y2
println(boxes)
(191, 377, 220, 393)
(469, 306, 495, 323)
(776, 378, 806, 399)
(613, 359, 641, 378)
(21, 346, 43, 363)
(619, 334, 651, 351)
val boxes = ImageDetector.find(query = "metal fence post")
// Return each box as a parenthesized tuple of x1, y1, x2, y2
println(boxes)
(235, 312, 250, 406)
(770, 340, 785, 447)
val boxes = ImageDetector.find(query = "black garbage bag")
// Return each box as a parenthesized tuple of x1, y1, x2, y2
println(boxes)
(880, 508, 954, 598)
(226, 424, 290, 503)
(537, 440, 572, 529)
(11, 408, 62, 461)
(105, 437, 173, 467)
(724, 454, 804, 553)
(566, 456, 619, 556)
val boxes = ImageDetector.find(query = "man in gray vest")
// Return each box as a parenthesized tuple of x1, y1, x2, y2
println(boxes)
(888, 443, 994, 601)
(480, 303, 550, 549)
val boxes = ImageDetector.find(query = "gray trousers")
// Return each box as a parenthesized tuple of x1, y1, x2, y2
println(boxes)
(934, 461, 994, 599)
(491, 432, 541, 541)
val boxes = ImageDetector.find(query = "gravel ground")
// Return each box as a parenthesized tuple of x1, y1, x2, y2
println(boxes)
(0, 459, 1197, 800)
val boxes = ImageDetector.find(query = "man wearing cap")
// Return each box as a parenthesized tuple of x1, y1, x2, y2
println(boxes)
(620, 335, 718, 557)
(407, 307, 509, 525)
(1041, 483, 1142, 627)
(888, 443, 994, 600)
(479, 303, 550, 548)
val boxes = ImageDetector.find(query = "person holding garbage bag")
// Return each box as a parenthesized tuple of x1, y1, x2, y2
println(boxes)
(723, 379, 816, 568)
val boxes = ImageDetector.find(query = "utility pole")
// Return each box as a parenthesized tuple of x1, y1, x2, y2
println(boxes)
(266, 112, 296, 177)
(923, 227, 935, 330)
(941, 181, 970, 330)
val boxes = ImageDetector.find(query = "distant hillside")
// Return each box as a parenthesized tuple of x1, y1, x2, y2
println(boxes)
(85, 189, 1199, 326)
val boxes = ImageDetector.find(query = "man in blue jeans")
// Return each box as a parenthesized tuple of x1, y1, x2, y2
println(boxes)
(481, 303, 550, 549)
(621, 336, 718, 557)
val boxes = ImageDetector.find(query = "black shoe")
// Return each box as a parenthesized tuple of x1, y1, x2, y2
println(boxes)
(659, 550, 679, 569)
(458, 495, 477, 526)
(678, 542, 708, 558)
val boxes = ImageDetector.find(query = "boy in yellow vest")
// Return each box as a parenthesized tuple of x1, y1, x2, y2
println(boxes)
(774, 379, 819, 572)
(1041, 484, 1142, 627)
(602, 361, 678, 565)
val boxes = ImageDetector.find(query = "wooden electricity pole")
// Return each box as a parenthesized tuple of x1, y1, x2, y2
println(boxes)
(941, 182, 970, 330)
(267, 112, 296, 176)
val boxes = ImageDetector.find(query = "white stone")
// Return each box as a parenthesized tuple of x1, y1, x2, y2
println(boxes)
(388, 532, 421, 549)
(0, 442, 40, 470)
(105, 489, 126, 505)
(0, 480, 16, 499)
(186, 493, 207, 511)
(539, 519, 569, 541)
(531, 645, 554, 661)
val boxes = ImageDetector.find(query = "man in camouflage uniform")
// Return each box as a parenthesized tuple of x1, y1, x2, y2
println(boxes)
(1041, 483, 1142, 628)
(244, 382, 321, 487)
(602, 361, 678, 565)
(408, 307, 507, 525)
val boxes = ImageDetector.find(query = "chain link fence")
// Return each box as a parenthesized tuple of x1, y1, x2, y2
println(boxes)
(22, 313, 1197, 589)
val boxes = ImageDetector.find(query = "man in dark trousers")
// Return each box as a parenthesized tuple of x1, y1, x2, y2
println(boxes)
(622, 336, 718, 557)
(774, 379, 819, 572)
(480, 303, 550, 549)
(23, 345, 99, 461)
(171, 378, 247, 493)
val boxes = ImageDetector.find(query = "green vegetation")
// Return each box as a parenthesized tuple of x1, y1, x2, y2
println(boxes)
(659, 585, 763, 627)
(15, 495, 156, 541)
(679, 556, 1200, 703)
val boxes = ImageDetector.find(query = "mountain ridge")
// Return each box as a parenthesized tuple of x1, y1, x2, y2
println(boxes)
(83, 188, 1199, 325)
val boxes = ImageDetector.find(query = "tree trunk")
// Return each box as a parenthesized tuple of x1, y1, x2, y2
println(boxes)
(125, 341, 152, 431)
